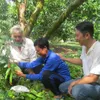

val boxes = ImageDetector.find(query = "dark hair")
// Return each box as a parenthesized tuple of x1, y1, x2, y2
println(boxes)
(75, 21, 94, 37)
(34, 38, 49, 49)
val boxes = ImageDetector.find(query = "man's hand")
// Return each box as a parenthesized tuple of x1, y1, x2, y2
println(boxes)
(68, 74, 99, 95)
(68, 80, 78, 95)
(16, 71, 26, 78)
(9, 60, 19, 65)
(8, 63, 11, 68)
(56, 53, 66, 61)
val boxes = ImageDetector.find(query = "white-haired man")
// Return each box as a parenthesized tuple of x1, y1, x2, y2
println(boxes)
(7, 25, 42, 74)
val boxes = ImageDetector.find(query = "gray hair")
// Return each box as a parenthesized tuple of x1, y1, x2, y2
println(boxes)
(10, 25, 23, 34)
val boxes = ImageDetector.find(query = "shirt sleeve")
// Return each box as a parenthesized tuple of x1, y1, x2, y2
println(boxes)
(90, 55, 100, 75)
(18, 57, 43, 69)
(25, 58, 58, 81)
(26, 74, 42, 81)
(39, 58, 59, 76)
(80, 46, 85, 59)
(90, 64, 100, 75)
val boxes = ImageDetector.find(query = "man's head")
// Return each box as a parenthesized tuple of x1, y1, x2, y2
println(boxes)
(34, 38, 49, 57)
(10, 25, 23, 43)
(75, 21, 94, 46)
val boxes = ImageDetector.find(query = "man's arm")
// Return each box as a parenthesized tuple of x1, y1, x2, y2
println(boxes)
(64, 58, 82, 65)
(18, 57, 43, 69)
(16, 71, 42, 80)
(68, 74, 99, 94)
(72, 74, 98, 84)
(58, 53, 82, 65)
(18, 58, 59, 80)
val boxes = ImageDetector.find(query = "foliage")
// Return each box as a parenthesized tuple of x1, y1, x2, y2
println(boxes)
(0, 0, 100, 99)
(66, 52, 83, 79)
(0, 35, 54, 99)
(0, 0, 16, 36)
(0, 35, 11, 80)
(31, 0, 100, 41)
(1, 0, 100, 41)
(0, 36, 82, 99)
(5, 63, 21, 85)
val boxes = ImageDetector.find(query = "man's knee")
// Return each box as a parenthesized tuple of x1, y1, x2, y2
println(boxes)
(42, 70, 52, 81)
(59, 80, 74, 93)
(59, 82, 69, 93)
(42, 70, 51, 76)
(72, 84, 86, 99)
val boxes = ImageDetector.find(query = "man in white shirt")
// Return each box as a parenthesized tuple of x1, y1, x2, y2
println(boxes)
(9, 25, 37, 62)
(6, 25, 42, 74)
(59, 21, 100, 100)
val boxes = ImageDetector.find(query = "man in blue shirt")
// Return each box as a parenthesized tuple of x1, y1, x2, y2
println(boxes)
(16, 37, 71, 99)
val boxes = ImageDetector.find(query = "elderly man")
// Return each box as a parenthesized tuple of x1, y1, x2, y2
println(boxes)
(5, 25, 42, 74)
(9, 25, 37, 62)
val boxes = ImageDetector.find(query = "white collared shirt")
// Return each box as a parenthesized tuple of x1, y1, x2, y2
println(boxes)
(80, 41, 100, 83)
(9, 38, 37, 62)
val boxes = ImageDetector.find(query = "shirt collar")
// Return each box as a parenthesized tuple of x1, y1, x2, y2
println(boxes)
(44, 50, 51, 63)
(46, 50, 51, 58)
(87, 41, 98, 55)
(11, 38, 26, 47)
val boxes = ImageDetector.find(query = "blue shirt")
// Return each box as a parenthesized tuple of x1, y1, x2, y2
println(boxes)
(18, 50, 71, 81)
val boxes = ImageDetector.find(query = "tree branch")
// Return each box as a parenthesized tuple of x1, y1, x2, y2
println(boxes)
(15, 0, 20, 21)
(15, 0, 27, 31)
(44, 0, 87, 39)
(19, 2, 27, 30)
(24, 0, 44, 37)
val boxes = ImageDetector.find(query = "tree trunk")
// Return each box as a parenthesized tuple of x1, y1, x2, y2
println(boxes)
(16, 0, 44, 37)
(16, 0, 27, 31)
(24, 0, 44, 37)
(44, 0, 87, 39)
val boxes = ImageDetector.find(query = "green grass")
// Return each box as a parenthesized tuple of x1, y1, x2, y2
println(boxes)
(50, 42, 81, 51)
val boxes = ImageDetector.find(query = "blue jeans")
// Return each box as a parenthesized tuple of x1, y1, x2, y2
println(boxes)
(42, 70, 65, 95)
(59, 79, 100, 100)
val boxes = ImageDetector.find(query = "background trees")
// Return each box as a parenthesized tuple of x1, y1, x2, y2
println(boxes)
(1, 0, 100, 41)
(0, 1, 100, 99)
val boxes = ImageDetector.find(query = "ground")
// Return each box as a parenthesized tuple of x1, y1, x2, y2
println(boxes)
(51, 45, 77, 54)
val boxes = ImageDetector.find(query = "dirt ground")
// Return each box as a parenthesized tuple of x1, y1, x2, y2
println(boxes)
(51, 46, 77, 54)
